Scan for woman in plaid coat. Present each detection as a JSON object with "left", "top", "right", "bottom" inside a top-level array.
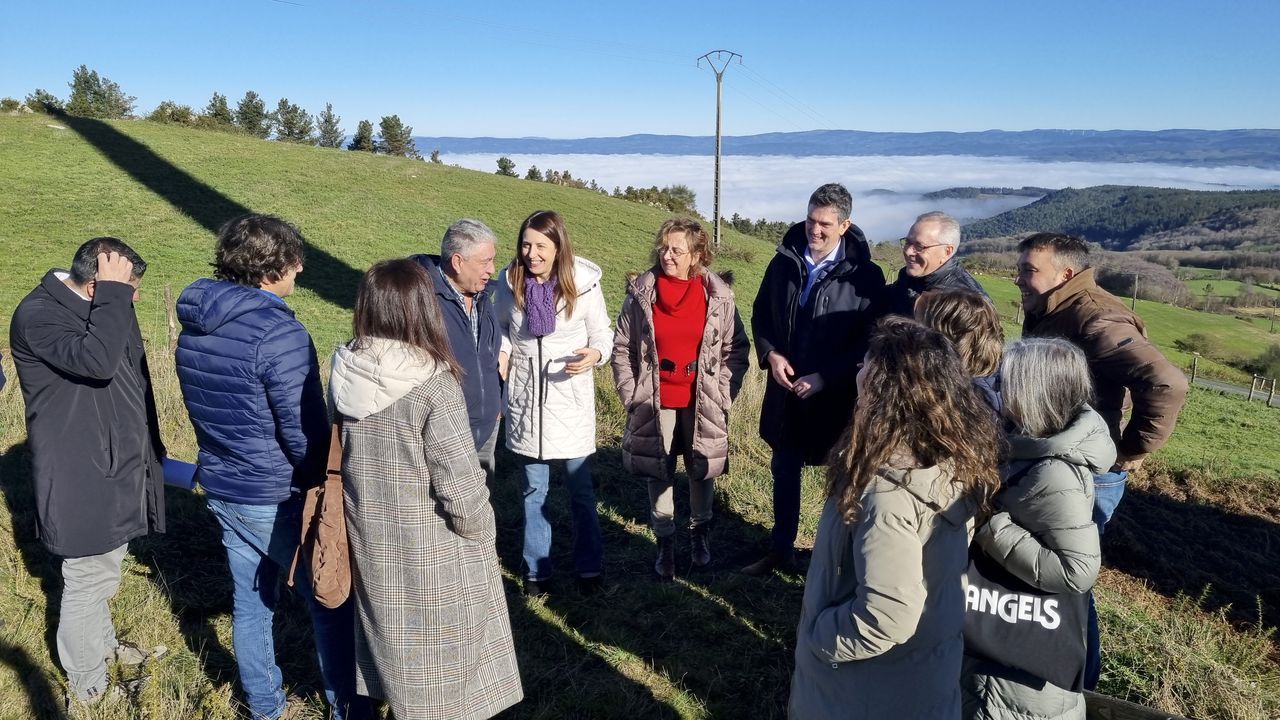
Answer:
[{"left": 329, "top": 259, "right": 523, "bottom": 719}]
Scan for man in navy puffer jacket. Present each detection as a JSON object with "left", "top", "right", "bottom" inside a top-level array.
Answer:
[{"left": 176, "top": 214, "right": 366, "bottom": 720}]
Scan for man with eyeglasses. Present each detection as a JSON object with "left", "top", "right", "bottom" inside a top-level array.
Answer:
[
  {"left": 743, "top": 183, "right": 886, "bottom": 577},
  {"left": 412, "top": 219, "right": 503, "bottom": 486},
  {"left": 883, "top": 211, "right": 987, "bottom": 317}
]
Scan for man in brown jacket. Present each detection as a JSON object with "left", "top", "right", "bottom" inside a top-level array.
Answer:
[{"left": 1015, "top": 231, "right": 1189, "bottom": 690}]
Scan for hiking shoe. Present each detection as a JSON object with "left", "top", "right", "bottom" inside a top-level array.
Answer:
[
  {"left": 740, "top": 551, "right": 797, "bottom": 577},
  {"left": 108, "top": 641, "right": 167, "bottom": 667},
  {"left": 689, "top": 526, "right": 711, "bottom": 568},
  {"left": 524, "top": 578, "right": 549, "bottom": 598},
  {"left": 654, "top": 536, "right": 676, "bottom": 581},
  {"left": 576, "top": 574, "right": 604, "bottom": 596},
  {"left": 66, "top": 684, "right": 125, "bottom": 711}
]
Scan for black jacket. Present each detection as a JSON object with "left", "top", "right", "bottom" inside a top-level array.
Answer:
[
  {"left": 412, "top": 254, "right": 502, "bottom": 449},
  {"left": 751, "top": 222, "right": 886, "bottom": 463},
  {"left": 9, "top": 271, "right": 166, "bottom": 557},
  {"left": 883, "top": 257, "right": 987, "bottom": 317}
]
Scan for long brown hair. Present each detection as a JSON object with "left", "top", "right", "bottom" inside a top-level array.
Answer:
[
  {"left": 351, "top": 259, "right": 462, "bottom": 380},
  {"left": 507, "top": 209, "right": 579, "bottom": 318},
  {"left": 914, "top": 289, "right": 1004, "bottom": 377},
  {"left": 826, "top": 316, "right": 1003, "bottom": 523}
]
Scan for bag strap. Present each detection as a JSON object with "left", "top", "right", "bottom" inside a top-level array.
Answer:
[{"left": 288, "top": 416, "right": 345, "bottom": 587}]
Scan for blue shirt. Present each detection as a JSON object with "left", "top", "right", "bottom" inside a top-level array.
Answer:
[{"left": 799, "top": 240, "right": 845, "bottom": 306}]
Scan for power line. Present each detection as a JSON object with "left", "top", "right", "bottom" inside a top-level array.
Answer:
[{"left": 736, "top": 62, "right": 834, "bottom": 129}]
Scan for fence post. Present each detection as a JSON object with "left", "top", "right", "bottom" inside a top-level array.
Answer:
[
  {"left": 1190, "top": 354, "right": 1199, "bottom": 383},
  {"left": 163, "top": 283, "right": 178, "bottom": 352},
  {"left": 1248, "top": 375, "right": 1260, "bottom": 402},
  {"left": 1269, "top": 378, "right": 1277, "bottom": 407}
]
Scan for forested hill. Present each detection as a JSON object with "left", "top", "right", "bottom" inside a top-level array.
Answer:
[
  {"left": 960, "top": 186, "right": 1280, "bottom": 249},
  {"left": 415, "top": 129, "right": 1280, "bottom": 168}
]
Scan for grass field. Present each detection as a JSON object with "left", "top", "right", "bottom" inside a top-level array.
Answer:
[
  {"left": 1, "top": 114, "right": 1278, "bottom": 719},
  {"left": 1181, "top": 279, "right": 1280, "bottom": 300}
]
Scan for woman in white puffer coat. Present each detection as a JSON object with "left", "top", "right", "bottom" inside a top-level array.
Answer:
[{"left": 494, "top": 209, "right": 613, "bottom": 597}]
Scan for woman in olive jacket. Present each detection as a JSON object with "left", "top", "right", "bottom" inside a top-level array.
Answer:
[
  {"left": 612, "top": 218, "right": 750, "bottom": 578},
  {"left": 789, "top": 318, "right": 1002, "bottom": 719},
  {"left": 961, "top": 338, "right": 1116, "bottom": 720}
]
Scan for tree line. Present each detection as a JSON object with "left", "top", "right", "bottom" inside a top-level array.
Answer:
[{"left": 6, "top": 65, "right": 421, "bottom": 158}]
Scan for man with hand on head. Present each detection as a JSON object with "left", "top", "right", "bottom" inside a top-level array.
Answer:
[
  {"left": 883, "top": 210, "right": 987, "bottom": 317},
  {"left": 412, "top": 218, "right": 503, "bottom": 485},
  {"left": 744, "top": 183, "right": 886, "bottom": 577},
  {"left": 10, "top": 238, "right": 167, "bottom": 707}
]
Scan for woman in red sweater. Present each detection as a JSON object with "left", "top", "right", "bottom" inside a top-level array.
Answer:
[{"left": 611, "top": 218, "right": 750, "bottom": 579}]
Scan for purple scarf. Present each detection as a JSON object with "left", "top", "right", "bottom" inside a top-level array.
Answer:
[{"left": 524, "top": 275, "right": 557, "bottom": 338}]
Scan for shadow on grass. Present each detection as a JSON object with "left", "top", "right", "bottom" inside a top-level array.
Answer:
[
  {"left": 0, "top": 640, "right": 66, "bottom": 720},
  {"left": 490, "top": 439, "right": 800, "bottom": 719},
  {"left": 0, "top": 442, "right": 65, "bottom": 715},
  {"left": 54, "top": 111, "right": 362, "bottom": 310},
  {"left": 1104, "top": 483, "right": 1280, "bottom": 638}
]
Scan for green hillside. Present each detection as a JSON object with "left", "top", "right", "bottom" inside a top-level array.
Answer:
[
  {"left": 961, "top": 185, "right": 1280, "bottom": 250},
  {"left": 0, "top": 113, "right": 775, "bottom": 356},
  {"left": 2, "top": 115, "right": 1279, "bottom": 720}
]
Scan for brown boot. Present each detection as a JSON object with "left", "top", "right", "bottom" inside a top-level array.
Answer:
[
  {"left": 654, "top": 535, "right": 675, "bottom": 580},
  {"left": 689, "top": 525, "right": 711, "bottom": 568}
]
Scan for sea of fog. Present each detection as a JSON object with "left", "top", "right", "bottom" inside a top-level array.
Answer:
[{"left": 441, "top": 153, "right": 1280, "bottom": 243}]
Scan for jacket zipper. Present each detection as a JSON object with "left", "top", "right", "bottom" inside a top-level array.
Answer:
[{"left": 537, "top": 336, "right": 545, "bottom": 461}]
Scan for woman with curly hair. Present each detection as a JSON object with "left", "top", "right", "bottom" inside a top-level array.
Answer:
[{"left": 788, "top": 317, "right": 1003, "bottom": 719}]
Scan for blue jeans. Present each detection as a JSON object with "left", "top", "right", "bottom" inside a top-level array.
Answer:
[
  {"left": 1085, "top": 469, "right": 1128, "bottom": 691},
  {"left": 519, "top": 455, "right": 603, "bottom": 581},
  {"left": 207, "top": 497, "right": 368, "bottom": 720},
  {"left": 769, "top": 444, "right": 805, "bottom": 556}
]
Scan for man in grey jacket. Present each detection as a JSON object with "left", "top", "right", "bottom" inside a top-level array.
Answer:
[{"left": 10, "top": 238, "right": 167, "bottom": 706}]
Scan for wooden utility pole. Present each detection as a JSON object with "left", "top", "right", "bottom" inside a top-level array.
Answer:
[
  {"left": 698, "top": 50, "right": 741, "bottom": 251},
  {"left": 1131, "top": 272, "right": 1138, "bottom": 311}
]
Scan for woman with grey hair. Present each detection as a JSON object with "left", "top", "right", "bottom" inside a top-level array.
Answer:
[{"left": 961, "top": 338, "right": 1116, "bottom": 720}]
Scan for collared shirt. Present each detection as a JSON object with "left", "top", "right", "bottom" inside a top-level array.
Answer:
[
  {"left": 439, "top": 265, "right": 480, "bottom": 345},
  {"left": 799, "top": 240, "right": 845, "bottom": 306}
]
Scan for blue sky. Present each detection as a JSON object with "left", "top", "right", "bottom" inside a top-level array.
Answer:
[{"left": 2, "top": 0, "right": 1276, "bottom": 138}]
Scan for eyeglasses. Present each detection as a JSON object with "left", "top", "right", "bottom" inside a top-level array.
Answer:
[
  {"left": 658, "top": 246, "right": 690, "bottom": 258},
  {"left": 900, "top": 238, "right": 949, "bottom": 253}
]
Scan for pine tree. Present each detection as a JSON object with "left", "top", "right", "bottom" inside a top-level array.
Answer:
[
  {"left": 204, "top": 92, "right": 234, "bottom": 127},
  {"left": 273, "top": 98, "right": 315, "bottom": 144},
  {"left": 25, "top": 88, "right": 63, "bottom": 113},
  {"left": 376, "top": 115, "right": 419, "bottom": 158},
  {"left": 65, "top": 65, "right": 135, "bottom": 119},
  {"left": 496, "top": 157, "right": 518, "bottom": 177},
  {"left": 525, "top": 165, "right": 543, "bottom": 181},
  {"left": 316, "top": 103, "right": 344, "bottom": 148},
  {"left": 234, "top": 91, "right": 272, "bottom": 139},
  {"left": 348, "top": 120, "right": 375, "bottom": 152},
  {"left": 429, "top": 149, "right": 442, "bottom": 164}
]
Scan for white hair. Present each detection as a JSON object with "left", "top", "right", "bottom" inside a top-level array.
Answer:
[
  {"left": 915, "top": 211, "right": 961, "bottom": 248},
  {"left": 1001, "top": 337, "right": 1095, "bottom": 438},
  {"left": 441, "top": 218, "right": 497, "bottom": 260}
]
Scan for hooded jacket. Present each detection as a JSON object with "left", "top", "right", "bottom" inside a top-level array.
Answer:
[
  {"left": 752, "top": 222, "right": 886, "bottom": 463},
  {"left": 1023, "top": 268, "right": 1188, "bottom": 461},
  {"left": 883, "top": 256, "right": 988, "bottom": 317},
  {"left": 410, "top": 254, "right": 501, "bottom": 449},
  {"left": 10, "top": 271, "right": 166, "bottom": 557},
  {"left": 493, "top": 256, "right": 613, "bottom": 460},
  {"left": 330, "top": 338, "right": 522, "bottom": 719},
  {"left": 611, "top": 268, "right": 750, "bottom": 481},
  {"left": 790, "top": 464, "right": 977, "bottom": 719},
  {"left": 175, "top": 278, "right": 328, "bottom": 505},
  {"left": 961, "top": 407, "right": 1116, "bottom": 720}
]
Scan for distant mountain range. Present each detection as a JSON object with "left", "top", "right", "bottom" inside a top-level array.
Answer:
[
  {"left": 961, "top": 185, "right": 1280, "bottom": 250},
  {"left": 415, "top": 129, "right": 1280, "bottom": 168}
]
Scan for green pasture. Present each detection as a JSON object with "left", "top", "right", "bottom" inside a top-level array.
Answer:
[{"left": 1, "top": 114, "right": 1278, "bottom": 719}]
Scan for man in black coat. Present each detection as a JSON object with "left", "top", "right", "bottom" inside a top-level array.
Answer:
[
  {"left": 412, "top": 218, "right": 502, "bottom": 484},
  {"left": 9, "top": 238, "right": 166, "bottom": 705},
  {"left": 744, "top": 183, "right": 886, "bottom": 576},
  {"left": 882, "top": 211, "right": 987, "bottom": 316}
]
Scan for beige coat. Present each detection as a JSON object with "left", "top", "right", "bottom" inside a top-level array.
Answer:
[
  {"left": 611, "top": 268, "right": 750, "bottom": 481},
  {"left": 330, "top": 339, "right": 523, "bottom": 720},
  {"left": 789, "top": 465, "right": 977, "bottom": 719}
]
